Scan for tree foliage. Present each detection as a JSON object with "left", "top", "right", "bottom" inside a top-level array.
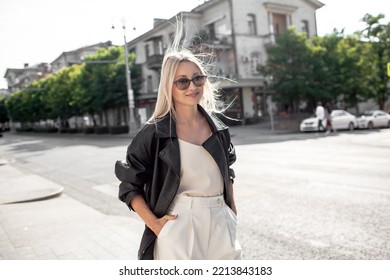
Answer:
[
  {"left": 259, "top": 27, "right": 315, "bottom": 112},
  {"left": 361, "top": 13, "right": 390, "bottom": 109},
  {"left": 260, "top": 14, "right": 389, "bottom": 113},
  {"left": 0, "top": 98, "right": 10, "bottom": 124},
  {"left": 5, "top": 45, "right": 142, "bottom": 127}
]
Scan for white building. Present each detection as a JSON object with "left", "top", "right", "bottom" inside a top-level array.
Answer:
[{"left": 125, "top": 0, "right": 323, "bottom": 124}]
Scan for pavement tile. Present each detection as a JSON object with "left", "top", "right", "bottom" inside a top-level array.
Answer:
[
  {"left": 32, "top": 245, "right": 53, "bottom": 256},
  {"left": 0, "top": 165, "right": 63, "bottom": 204},
  {"left": 2, "top": 252, "right": 20, "bottom": 260},
  {"left": 0, "top": 162, "right": 144, "bottom": 260},
  {"left": 57, "top": 253, "right": 77, "bottom": 260}
]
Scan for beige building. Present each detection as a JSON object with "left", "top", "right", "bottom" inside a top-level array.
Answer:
[
  {"left": 51, "top": 41, "right": 112, "bottom": 73},
  {"left": 4, "top": 63, "right": 50, "bottom": 93},
  {"left": 4, "top": 41, "right": 112, "bottom": 93},
  {"left": 126, "top": 0, "right": 323, "bottom": 124}
]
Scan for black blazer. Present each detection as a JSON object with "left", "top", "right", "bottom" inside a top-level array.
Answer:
[{"left": 115, "top": 105, "right": 236, "bottom": 259}]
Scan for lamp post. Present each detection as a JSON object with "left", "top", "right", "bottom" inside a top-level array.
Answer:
[
  {"left": 123, "top": 24, "right": 138, "bottom": 134},
  {"left": 113, "top": 21, "right": 137, "bottom": 134},
  {"left": 265, "top": 75, "right": 274, "bottom": 131}
]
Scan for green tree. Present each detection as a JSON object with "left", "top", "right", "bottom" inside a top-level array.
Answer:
[
  {"left": 336, "top": 35, "right": 375, "bottom": 111},
  {"left": 0, "top": 98, "right": 9, "bottom": 124},
  {"left": 79, "top": 46, "right": 142, "bottom": 126},
  {"left": 26, "top": 80, "right": 51, "bottom": 123},
  {"left": 45, "top": 64, "right": 83, "bottom": 131},
  {"left": 261, "top": 27, "right": 381, "bottom": 113},
  {"left": 259, "top": 27, "right": 320, "bottom": 113},
  {"left": 361, "top": 13, "right": 390, "bottom": 109},
  {"left": 6, "top": 90, "right": 29, "bottom": 125},
  {"left": 5, "top": 45, "right": 143, "bottom": 129},
  {"left": 313, "top": 31, "right": 376, "bottom": 111}
]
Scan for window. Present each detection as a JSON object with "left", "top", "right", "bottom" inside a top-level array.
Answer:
[
  {"left": 146, "top": 75, "right": 153, "bottom": 92},
  {"left": 206, "top": 23, "right": 216, "bottom": 41},
  {"left": 248, "top": 14, "right": 257, "bottom": 35},
  {"left": 301, "top": 20, "right": 309, "bottom": 37},
  {"left": 272, "top": 13, "right": 287, "bottom": 35},
  {"left": 145, "top": 44, "right": 150, "bottom": 58},
  {"left": 153, "top": 39, "right": 163, "bottom": 55}
]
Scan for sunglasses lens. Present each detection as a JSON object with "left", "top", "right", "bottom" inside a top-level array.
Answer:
[
  {"left": 176, "top": 78, "right": 190, "bottom": 90},
  {"left": 194, "top": 76, "right": 206, "bottom": 86},
  {"left": 174, "top": 76, "right": 207, "bottom": 90}
]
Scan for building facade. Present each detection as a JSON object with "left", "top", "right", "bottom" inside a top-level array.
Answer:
[
  {"left": 3, "top": 0, "right": 324, "bottom": 129},
  {"left": 3, "top": 63, "right": 51, "bottom": 92},
  {"left": 126, "top": 0, "right": 323, "bottom": 124},
  {"left": 50, "top": 41, "right": 112, "bottom": 73}
]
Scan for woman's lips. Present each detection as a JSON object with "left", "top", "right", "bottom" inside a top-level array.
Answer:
[{"left": 186, "top": 92, "right": 199, "bottom": 98}]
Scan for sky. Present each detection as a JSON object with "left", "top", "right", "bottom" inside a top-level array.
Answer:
[{"left": 0, "top": 0, "right": 389, "bottom": 89}]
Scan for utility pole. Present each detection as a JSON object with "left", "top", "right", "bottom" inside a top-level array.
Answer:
[
  {"left": 113, "top": 20, "right": 138, "bottom": 135},
  {"left": 122, "top": 24, "right": 138, "bottom": 135}
]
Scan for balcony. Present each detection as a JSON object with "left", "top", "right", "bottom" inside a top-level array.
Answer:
[
  {"left": 146, "top": 54, "right": 164, "bottom": 71},
  {"left": 262, "top": 33, "right": 276, "bottom": 48}
]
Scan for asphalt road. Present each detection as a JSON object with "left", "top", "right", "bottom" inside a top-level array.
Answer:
[{"left": 1, "top": 126, "right": 389, "bottom": 259}]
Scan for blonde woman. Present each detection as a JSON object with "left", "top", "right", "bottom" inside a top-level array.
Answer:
[{"left": 115, "top": 20, "right": 242, "bottom": 260}]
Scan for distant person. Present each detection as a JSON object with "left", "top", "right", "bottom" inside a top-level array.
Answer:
[
  {"left": 115, "top": 19, "right": 242, "bottom": 260},
  {"left": 325, "top": 102, "right": 333, "bottom": 135},
  {"left": 315, "top": 101, "right": 326, "bottom": 132}
]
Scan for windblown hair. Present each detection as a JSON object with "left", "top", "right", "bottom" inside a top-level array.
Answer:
[{"left": 147, "top": 16, "right": 221, "bottom": 123}]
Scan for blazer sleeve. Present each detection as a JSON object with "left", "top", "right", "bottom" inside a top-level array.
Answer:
[
  {"left": 115, "top": 127, "right": 153, "bottom": 211},
  {"left": 222, "top": 128, "right": 236, "bottom": 181}
]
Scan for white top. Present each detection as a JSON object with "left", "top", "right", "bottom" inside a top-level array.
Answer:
[
  {"left": 177, "top": 139, "right": 224, "bottom": 197},
  {"left": 316, "top": 105, "right": 325, "bottom": 120}
]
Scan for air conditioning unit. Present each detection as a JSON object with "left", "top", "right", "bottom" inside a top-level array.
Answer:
[{"left": 241, "top": 56, "right": 249, "bottom": 63}]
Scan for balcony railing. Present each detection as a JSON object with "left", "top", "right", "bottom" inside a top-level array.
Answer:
[{"left": 146, "top": 54, "right": 164, "bottom": 71}]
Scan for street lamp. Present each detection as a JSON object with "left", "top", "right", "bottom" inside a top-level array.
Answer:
[{"left": 113, "top": 21, "right": 137, "bottom": 135}]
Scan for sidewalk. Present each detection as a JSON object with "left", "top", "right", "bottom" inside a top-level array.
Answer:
[
  {"left": 0, "top": 124, "right": 298, "bottom": 260},
  {"left": 0, "top": 159, "right": 144, "bottom": 260}
]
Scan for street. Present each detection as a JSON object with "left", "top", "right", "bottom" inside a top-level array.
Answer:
[{"left": 0, "top": 126, "right": 389, "bottom": 259}]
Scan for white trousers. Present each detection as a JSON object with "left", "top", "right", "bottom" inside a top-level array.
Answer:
[{"left": 153, "top": 195, "right": 242, "bottom": 260}]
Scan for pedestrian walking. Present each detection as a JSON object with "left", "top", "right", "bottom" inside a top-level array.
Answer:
[
  {"left": 325, "top": 102, "right": 333, "bottom": 135},
  {"left": 115, "top": 19, "right": 242, "bottom": 260},
  {"left": 315, "top": 101, "right": 326, "bottom": 132}
]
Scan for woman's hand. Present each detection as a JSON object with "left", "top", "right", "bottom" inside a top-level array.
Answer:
[
  {"left": 149, "top": 214, "right": 177, "bottom": 236},
  {"left": 230, "top": 203, "right": 237, "bottom": 216},
  {"left": 130, "top": 195, "right": 177, "bottom": 236},
  {"left": 228, "top": 180, "right": 237, "bottom": 215}
]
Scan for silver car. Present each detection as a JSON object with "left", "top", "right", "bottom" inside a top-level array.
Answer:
[
  {"left": 300, "top": 109, "right": 357, "bottom": 132},
  {"left": 357, "top": 110, "right": 390, "bottom": 129}
]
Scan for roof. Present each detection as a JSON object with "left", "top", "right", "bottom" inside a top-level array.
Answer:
[
  {"left": 302, "top": 0, "right": 324, "bottom": 9},
  {"left": 51, "top": 41, "right": 112, "bottom": 64},
  {"left": 4, "top": 64, "right": 48, "bottom": 78}
]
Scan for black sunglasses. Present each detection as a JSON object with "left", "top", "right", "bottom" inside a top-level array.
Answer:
[{"left": 173, "top": 75, "right": 207, "bottom": 90}]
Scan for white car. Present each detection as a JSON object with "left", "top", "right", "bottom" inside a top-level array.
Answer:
[
  {"left": 357, "top": 110, "right": 390, "bottom": 129},
  {"left": 300, "top": 109, "right": 357, "bottom": 132}
]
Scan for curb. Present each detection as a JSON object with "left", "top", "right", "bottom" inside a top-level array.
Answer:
[{"left": 2, "top": 187, "right": 64, "bottom": 205}]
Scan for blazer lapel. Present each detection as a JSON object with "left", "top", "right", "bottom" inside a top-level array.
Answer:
[
  {"left": 158, "top": 139, "right": 181, "bottom": 178},
  {"left": 202, "top": 134, "right": 228, "bottom": 188}
]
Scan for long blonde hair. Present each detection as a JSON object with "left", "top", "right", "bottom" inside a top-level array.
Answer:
[{"left": 148, "top": 16, "right": 220, "bottom": 123}]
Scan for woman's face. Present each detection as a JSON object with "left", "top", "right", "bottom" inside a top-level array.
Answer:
[{"left": 172, "top": 61, "right": 204, "bottom": 109}]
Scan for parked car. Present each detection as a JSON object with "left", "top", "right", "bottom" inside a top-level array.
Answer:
[
  {"left": 356, "top": 110, "right": 390, "bottom": 129},
  {"left": 300, "top": 109, "right": 357, "bottom": 132}
]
